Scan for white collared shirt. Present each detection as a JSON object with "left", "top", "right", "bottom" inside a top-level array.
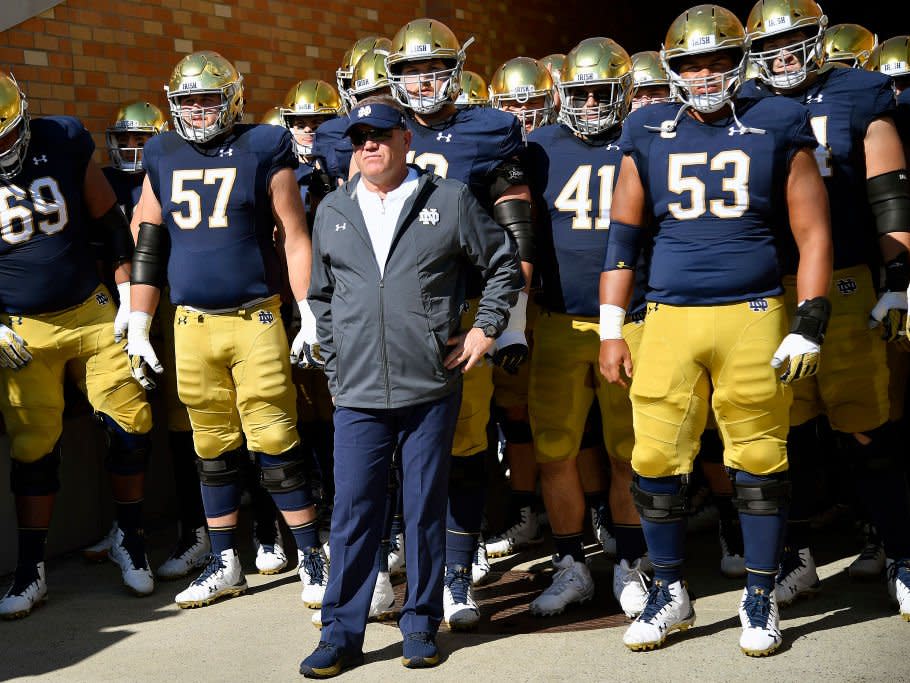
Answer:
[{"left": 354, "top": 168, "right": 419, "bottom": 277}]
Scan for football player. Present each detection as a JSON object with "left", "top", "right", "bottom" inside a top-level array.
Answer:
[
  {"left": 744, "top": 0, "right": 910, "bottom": 621},
  {"left": 455, "top": 69, "right": 490, "bottom": 108},
  {"left": 823, "top": 23, "right": 878, "bottom": 69},
  {"left": 522, "top": 37, "right": 651, "bottom": 619},
  {"left": 385, "top": 17, "right": 535, "bottom": 630},
  {"left": 538, "top": 54, "right": 565, "bottom": 114},
  {"left": 489, "top": 57, "right": 555, "bottom": 134},
  {"left": 0, "top": 75, "right": 155, "bottom": 618},
  {"left": 630, "top": 51, "right": 675, "bottom": 111},
  {"left": 261, "top": 107, "right": 284, "bottom": 126},
  {"left": 600, "top": 5, "right": 832, "bottom": 654},
  {"left": 128, "top": 51, "right": 325, "bottom": 609}
]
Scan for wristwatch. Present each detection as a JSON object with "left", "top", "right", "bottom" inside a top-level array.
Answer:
[{"left": 478, "top": 323, "right": 499, "bottom": 339}]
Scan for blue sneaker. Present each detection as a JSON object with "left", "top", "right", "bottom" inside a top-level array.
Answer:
[
  {"left": 299, "top": 642, "right": 363, "bottom": 678},
  {"left": 401, "top": 632, "right": 440, "bottom": 669}
]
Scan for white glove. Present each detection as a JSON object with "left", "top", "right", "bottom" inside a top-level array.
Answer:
[
  {"left": 290, "top": 299, "right": 323, "bottom": 368},
  {"left": 868, "top": 289, "right": 908, "bottom": 343},
  {"left": 0, "top": 323, "right": 31, "bottom": 369},
  {"left": 770, "top": 333, "right": 820, "bottom": 384},
  {"left": 489, "top": 292, "right": 529, "bottom": 374},
  {"left": 114, "top": 282, "right": 130, "bottom": 343},
  {"left": 126, "top": 311, "right": 163, "bottom": 389}
]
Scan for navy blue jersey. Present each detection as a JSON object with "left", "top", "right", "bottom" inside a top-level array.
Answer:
[
  {"left": 102, "top": 166, "right": 143, "bottom": 221},
  {"left": 405, "top": 106, "right": 524, "bottom": 212},
  {"left": 311, "top": 116, "right": 351, "bottom": 185},
  {"left": 621, "top": 94, "right": 817, "bottom": 305},
  {"left": 743, "top": 68, "right": 896, "bottom": 271},
  {"left": 295, "top": 161, "right": 315, "bottom": 213},
  {"left": 143, "top": 124, "right": 297, "bottom": 309},
  {"left": 0, "top": 116, "right": 101, "bottom": 314},
  {"left": 527, "top": 123, "right": 647, "bottom": 317},
  {"left": 897, "top": 88, "right": 910, "bottom": 144}
]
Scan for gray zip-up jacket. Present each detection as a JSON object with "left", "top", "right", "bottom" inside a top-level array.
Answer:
[{"left": 308, "top": 169, "right": 521, "bottom": 409}]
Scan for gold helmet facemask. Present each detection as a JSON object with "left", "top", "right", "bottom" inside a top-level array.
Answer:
[
  {"left": 386, "top": 18, "right": 475, "bottom": 114},
  {"left": 105, "top": 101, "right": 167, "bottom": 173},
  {"left": 558, "top": 37, "right": 633, "bottom": 135},
  {"left": 489, "top": 57, "right": 554, "bottom": 131},
  {"left": 350, "top": 49, "right": 393, "bottom": 105},
  {"left": 630, "top": 51, "right": 676, "bottom": 110},
  {"left": 337, "top": 36, "right": 392, "bottom": 112},
  {"left": 455, "top": 70, "right": 490, "bottom": 108},
  {"left": 824, "top": 23, "right": 877, "bottom": 69},
  {"left": 165, "top": 51, "right": 244, "bottom": 144},
  {"left": 745, "top": 0, "right": 828, "bottom": 91},
  {"left": 280, "top": 79, "right": 342, "bottom": 157},
  {"left": 662, "top": 5, "right": 749, "bottom": 113},
  {"left": 0, "top": 74, "right": 30, "bottom": 181}
]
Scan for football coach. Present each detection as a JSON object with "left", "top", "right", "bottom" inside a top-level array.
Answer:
[{"left": 300, "top": 95, "right": 522, "bottom": 678}]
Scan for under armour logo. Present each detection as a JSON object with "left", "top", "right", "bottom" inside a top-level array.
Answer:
[
  {"left": 605, "top": 143, "right": 621, "bottom": 151},
  {"left": 32, "top": 155, "right": 47, "bottom": 165},
  {"left": 418, "top": 208, "right": 440, "bottom": 225},
  {"left": 335, "top": 222, "right": 346, "bottom": 231},
  {"left": 177, "top": 316, "right": 188, "bottom": 325},
  {"left": 615, "top": 261, "right": 628, "bottom": 269},
  {"left": 836, "top": 278, "right": 857, "bottom": 295},
  {"left": 257, "top": 310, "right": 274, "bottom": 325},
  {"left": 436, "top": 132, "right": 452, "bottom": 143},
  {"left": 728, "top": 126, "right": 748, "bottom": 136},
  {"left": 357, "top": 105, "right": 372, "bottom": 118},
  {"left": 218, "top": 148, "right": 233, "bottom": 157},
  {"left": 95, "top": 292, "right": 109, "bottom": 305},
  {"left": 748, "top": 298, "right": 768, "bottom": 312},
  {"left": 805, "top": 93, "right": 824, "bottom": 104}
]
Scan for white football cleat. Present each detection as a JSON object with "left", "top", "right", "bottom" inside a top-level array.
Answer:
[
  {"left": 530, "top": 554, "right": 594, "bottom": 617},
  {"left": 82, "top": 522, "right": 118, "bottom": 562},
  {"left": 623, "top": 578, "right": 695, "bottom": 651},
  {"left": 719, "top": 520, "right": 746, "bottom": 578},
  {"left": 613, "top": 558, "right": 650, "bottom": 618},
  {"left": 886, "top": 559, "right": 910, "bottom": 621},
  {"left": 298, "top": 547, "right": 329, "bottom": 608},
  {"left": 156, "top": 526, "right": 211, "bottom": 580},
  {"left": 848, "top": 526, "right": 885, "bottom": 579},
  {"left": 444, "top": 565, "right": 480, "bottom": 630},
  {"left": 369, "top": 570, "right": 398, "bottom": 621},
  {"left": 0, "top": 564, "right": 47, "bottom": 620},
  {"left": 388, "top": 532, "right": 406, "bottom": 577},
  {"left": 472, "top": 536, "right": 493, "bottom": 586},
  {"left": 485, "top": 505, "right": 543, "bottom": 558},
  {"left": 253, "top": 520, "right": 288, "bottom": 575},
  {"left": 739, "top": 586, "right": 782, "bottom": 656},
  {"left": 591, "top": 506, "right": 617, "bottom": 556},
  {"left": 175, "top": 549, "right": 247, "bottom": 608},
  {"left": 774, "top": 547, "right": 821, "bottom": 607},
  {"left": 108, "top": 527, "right": 154, "bottom": 596}
]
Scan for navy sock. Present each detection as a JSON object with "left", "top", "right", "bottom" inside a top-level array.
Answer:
[
  {"left": 115, "top": 499, "right": 143, "bottom": 535},
  {"left": 447, "top": 453, "right": 486, "bottom": 567},
  {"left": 553, "top": 532, "right": 586, "bottom": 564},
  {"left": 169, "top": 431, "right": 205, "bottom": 532},
  {"left": 209, "top": 525, "right": 236, "bottom": 555},
  {"left": 735, "top": 471, "right": 788, "bottom": 591},
  {"left": 289, "top": 519, "right": 319, "bottom": 553},
  {"left": 637, "top": 476, "right": 686, "bottom": 583},
  {"left": 17, "top": 527, "right": 47, "bottom": 567},
  {"left": 614, "top": 524, "right": 648, "bottom": 562}
]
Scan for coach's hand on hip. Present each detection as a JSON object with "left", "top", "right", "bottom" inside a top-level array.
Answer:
[{"left": 445, "top": 328, "right": 495, "bottom": 372}]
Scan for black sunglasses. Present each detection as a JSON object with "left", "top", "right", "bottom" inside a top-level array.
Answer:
[{"left": 349, "top": 126, "right": 402, "bottom": 147}]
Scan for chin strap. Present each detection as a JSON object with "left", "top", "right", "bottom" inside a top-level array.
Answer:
[{"left": 643, "top": 98, "right": 765, "bottom": 136}]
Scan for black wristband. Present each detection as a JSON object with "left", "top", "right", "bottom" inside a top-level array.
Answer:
[{"left": 790, "top": 296, "right": 831, "bottom": 345}]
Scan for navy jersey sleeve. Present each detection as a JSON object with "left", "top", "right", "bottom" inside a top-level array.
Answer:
[
  {"left": 898, "top": 89, "right": 910, "bottom": 142},
  {"left": 265, "top": 126, "right": 298, "bottom": 186},
  {"left": 784, "top": 103, "right": 819, "bottom": 164},
  {"left": 142, "top": 133, "right": 164, "bottom": 201},
  {"left": 497, "top": 115, "right": 525, "bottom": 161},
  {"left": 57, "top": 116, "right": 95, "bottom": 170},
  {"left": 851, "top": 71, "right": 897, "bottom": 139}
]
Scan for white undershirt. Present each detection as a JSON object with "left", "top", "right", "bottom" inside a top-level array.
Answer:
[{"left": 354, "top": 168, "right": 419, "bottom": 277}]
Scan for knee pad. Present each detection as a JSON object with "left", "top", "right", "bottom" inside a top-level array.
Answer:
[
  {"left": 196, "top": 446, "right": 244, "bottom": 487},
  {"left": 99, "top": 413, "right": 150, "bottom": 476},
  {"left": 499, "top": 417, "right": 533, "bottom": 445},
  {"left": 256, "top": 450, "right": 310, "bottom": 494},
  {"left": 731, "top": 470, "right": 790, "bottom": 515},
  {"left": 449, "top": 452, "right": 487, "bottom": 488},
  {"left": 844, "top": 421, "right": 903, "bottom": 474},
  {"left": 10, "top": 447, "right": 62, "bottom": 496},
  {"left": 630, "top": 475, "right": 689, "bottom": 523},
  {"left": 698, "top": 429, "right": 723, "bottom": 464}
]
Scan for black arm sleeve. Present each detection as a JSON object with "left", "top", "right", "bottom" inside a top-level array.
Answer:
[
  {"left": 868, "top": 170, "right": 910, "bottom": 237},
  {"left": 93, "top": 204, "right": 134, "bottom": 264},
  {"left": 131, "top": 222, "right": 170, "bottom": 288},
  {"left": 493, "top": 198, "right": 535, "bottom": 264}
]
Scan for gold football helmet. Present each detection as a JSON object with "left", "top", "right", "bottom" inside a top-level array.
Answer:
[
  {"left": 350, "top": 49, "right": 393, "bottom": 103},
  {"left": 337, "top": 36, "right": 392, "bottom": 111},
  {"left": 456, "top": 70, "right": 489, "bottom": 107},
  {"left": 0, "top": 74, "right": 30, "bottom": 180},
  {"left": 558, "top": 37, "right": 633, "bottom": 135},
  {"left": 662, "top": 5, "right": 749, "bottom": 113},
  {"left": 280, "top": 79, "right": 342, "bottom": 157},
  {"left": 105, "top": 101, "right": 167, "bottom": 173},
  {"left": 386, "top": 18, "right": 474, "bottom": 114},
  {"left": 745, "top": 0, "right": 828, "bottom": 90},
  {"left": 489, "top": 57, "right": 554, "bottom": 130},
  {"left": 866, "top": 35, "right": 910, "bottom": 79},
  {"left": 260, "top": 107, "right": 284, "bottom": 126},
  {"left": 165, "top": 50, "right": 243, "bottom": 144},
  {"left": 538, "top": 54, "right": 566, "bottom": 85},
  {"left": 824, "top": 23, "right": 877, "bottom": 69},
  {"left": 630, "top": 51, "right": 675, "bottom": 109}
]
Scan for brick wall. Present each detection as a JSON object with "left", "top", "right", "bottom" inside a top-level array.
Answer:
[{"left": 0, "top": 0, "right": 621, "bottom": 164}]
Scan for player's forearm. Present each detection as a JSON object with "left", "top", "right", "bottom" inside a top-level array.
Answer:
[
  {"left": 130, "top": 283, "right": 160, "bottom": 315},
  {"left": 113, "top": 262, "right": 131, "bottom": 286},
  {"left": 794, "top": 230, "right": 833, "bottom": 302},
  {"left": 599, "top": 270, "right": 635, "bottom": 309},
  {"left": 283, "top": 230, "right": 313, "bottom": 303}
]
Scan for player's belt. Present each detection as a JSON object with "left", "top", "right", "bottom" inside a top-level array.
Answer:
[
  {"left": 625, "top": 310, "right": 646, "bottom": 324},
  {"left": 181, "top": 296, "right": 275, "bottom": 316}
]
